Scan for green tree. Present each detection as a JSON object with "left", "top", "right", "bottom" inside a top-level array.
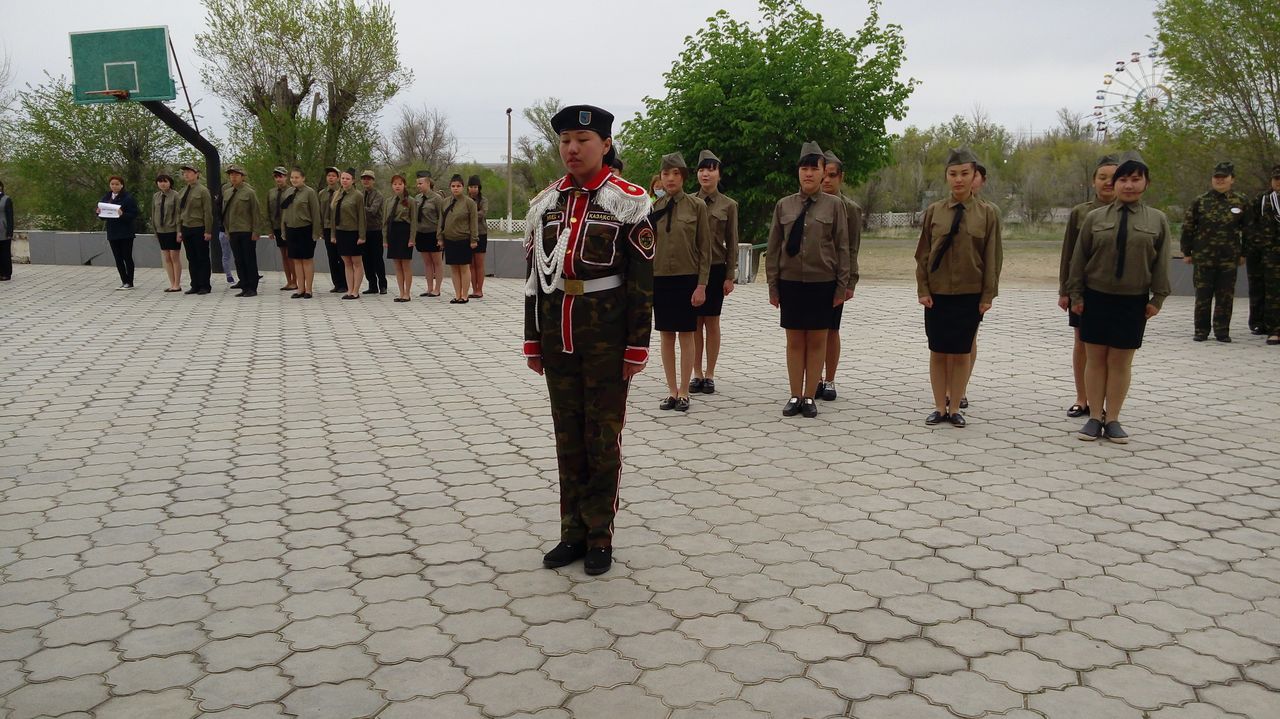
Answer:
[
  {"left": 512, "top": 97, "right": 566, "bottom": 194},
  {"left": 621, "top": 0, "right": 914, "bottom": 242},
  {"left": 2, "top": 75, "right": 186, "bottom": 230},
  {"left": 196, "top": 0, "right": 411, "bottom": 168},
  {"left": 1153, "top": 0, "right": 1279, "bottom": 184}
]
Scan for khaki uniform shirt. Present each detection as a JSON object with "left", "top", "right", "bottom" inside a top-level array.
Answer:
[
  {"left": 221, "top": 182, "right": 262, "bottom": 234},
  {"left": 177, "top": 182, "right": 213, "bottom": 231},
  {"left": 765, "top": 191, "right": 852, "bottom": 295},
  {"left": 697, "top": 189, "right": 739, "bottom": 277},
  {"left": 329, "top": 187, "right": 366, "bottom": 239},
  {"left": 438, "top": 194, "right": 478, "bottom": 242},
  {"left": 363, "top": 187, "right": 385, "bottom": 231},
  {"left": 1060, "top": 199, "right": 1107, "bottom": 296},
  {"left": 152, "top": 189, "right": 179, "bottom": 234},
  {"left": 651, "top": 190, "right": 711, "bottom": 283},
  {"left": 414, "top": 192, "right": 443, "bottom": 234},
  {"left": 838, "top": 192, "right": 863, "bottom": 292},
  {"left": 281, "top": 185, "right": 322, "bottom": 236},
  {"left": 267, "top": 186, "right": 287, "bottom": 237},
  {"left": 475, "top": 195, "right": 488, "bottom": 235},
  {"left": 914, "top": 195, "right": 1002, "bottom": 304},
  {"left": 318, "top": 185, "right": 338, "bottom": 229},
  {"left": 1067, "top": 200, "right": 1172, "bottom": 308},
  {"left": 383, "top": 193, "right": 418, "bottom": 235}
]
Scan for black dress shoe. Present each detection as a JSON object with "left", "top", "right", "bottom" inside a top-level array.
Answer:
[
  {"left": 1216, "top": 335, "right": 1232, "bottom": 343},
  {"left": 782, "top": 397, "right": 801, "bottom": 417},
  {"left": 1067, "top": 404, "right": 1089, "bottom": 418},
  {"left": 330, "top": 287, "right": 346, "bottom": 293},
  {"left": 949, "top": 413, "right": 967, "bottom": 428},
  {"left": 584, "top": 547, "right": 613, "bottom": 575},
  {"left": 819, "top": 382, "right": 837, "bottom": 402},
  {"left": 925, "top": 411, "right": 948, "bottom": 425},
  {"left": 543, "top": 542, "right": 588, "bottom": 568},
  {"left": 675, "top": 397, "right": 690, "bottom": 412},
  {"left": 1251, "top": 327, "right": 1265, "bottom": 335},
  {"left": 959, "top": 397, "right": 969, "bottom": 409},
  {"left": 420, "top": 292, "right": 432, "bottom": 297},
  {"left": 184, "top": 288, "right": 199, "bottom": 295},
  {"left": 814, "top": 381, "right": 827, "bottom": 400},
  {"left": 800, "top": 398, "right": 818, "bottom": 418},
  {"left": 229, "top": 282, "right": 242, "bottom": 289},
  {"left": 242, "top": 290, "right": 257, "bottom": 297},
  {"left": 1193, "top": 333, "right": 1208, "bottom": 342},
  {"left": 302, "top": 293, "right": 313, "bottom": 299},
  {"left": 701, "top": 379, "right": 715, "bottom": 394},
  {"left": 291, "top": 292, "right": 304, "bottom": 298},
  {"left": 196, "top": 288, "right": 211, "bottom": 295},
  {"left": 341, "top": 294, "right": 357, "bottom": 300},
  {"left": 659, "top": 396, "right": 678, "bottom": 410},
  {"left": 689, "top": 377, "right": 704, "bottom": 394},
  {"left": 379, "top": 289, "right": 388, "bottom": 295}
]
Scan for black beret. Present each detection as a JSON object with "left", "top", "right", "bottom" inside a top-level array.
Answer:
[{"left": 550, "top": 105, "right": 614, "bottom": 139}]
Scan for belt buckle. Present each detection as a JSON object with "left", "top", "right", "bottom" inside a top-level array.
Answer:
[{"left": 562, "top": 279, "right": 585, "bottom": 296}]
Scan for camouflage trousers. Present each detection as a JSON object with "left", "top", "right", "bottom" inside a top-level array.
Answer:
[
  {"left": 1193, "top": 256, "right": 1238, "bottom": 336},
  {"left": 1245, "top": 248, "right": 1268, "bottom": 332},
  {"left": 542, "top": 343, "right": 630, "bottom": 549},
  {"left": 1263, "top": 246, "right": 1280, "bottom": 335}
]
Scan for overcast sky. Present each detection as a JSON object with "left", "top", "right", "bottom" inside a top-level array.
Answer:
[{"left": 2, "top": 0, "right": 1160, "bottom": 164}]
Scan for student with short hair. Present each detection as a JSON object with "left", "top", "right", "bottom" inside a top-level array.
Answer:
[
  {"left": 329, "top": 168, "right": 367, "bottom": 300},
  {"left": 152, "top": 173, "right": 182, "bottom": 292},
  {"left": 95, "top": 175, "right": 140, "bottom": 290},
  {"left": 1067, "top": 151, "right": 1171, "bottom": 443},
  {"left": 439, "top": 173, "right": 479, "bottom": 303}
]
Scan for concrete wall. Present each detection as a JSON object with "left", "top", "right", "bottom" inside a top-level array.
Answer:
[
  {"left": 22, "top": 231, "right": 1251, "bottom": 296},
  {"left": 25, "top": 231, "right": 529, "bottom": 279}
]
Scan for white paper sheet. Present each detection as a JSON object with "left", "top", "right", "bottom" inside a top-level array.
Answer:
[{"left": 98, "top": 202, "right": 122, "bottom": 219}]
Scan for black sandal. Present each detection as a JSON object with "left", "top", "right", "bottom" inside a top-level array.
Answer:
[{"left": 1067, "top": 404, "right": 1089, "bottom": 418}]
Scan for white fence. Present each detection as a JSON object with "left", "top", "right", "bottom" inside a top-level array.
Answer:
[{"left": 487, "top": 218, "right": 525, "bottom": 234}]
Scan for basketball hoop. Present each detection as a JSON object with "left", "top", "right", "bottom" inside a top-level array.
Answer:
[{"left": 84, "top": 89, "right": 130, "bottom": 101}]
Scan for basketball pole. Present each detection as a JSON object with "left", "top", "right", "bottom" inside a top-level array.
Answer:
[{"left": 141, "top": 100, "right": 222, "bottom": 272}]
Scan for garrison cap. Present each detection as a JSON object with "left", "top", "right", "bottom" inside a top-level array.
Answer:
[
  {"left": 696, "top": 149, "right": 722, "bottom": 168},
  {"left": 1115, "top": 150, "right": 1148, "bottom": 176},
  {"left": 660, "top": 152, "right": 689, "bottom": 173},
  {"left": 225, "top": 164, "right": 246, "bottom": 176},
  {"left": 550, "top": 104, "right": 614, "bottom": 139},
  {"left": 360, "top": 169, "right": 376, "bottom": 180},
  {"left": 1212, "top": 161, "right": 1234, "bottom": 177},
  {"left": 180, "top": 163, "right": 199, "bottom": 173},
  {"left": 415, "top": 170, "right": 432, "bottom": 179},
  {"left": 945, "top": 148, "right": 980, "bottom": 168},
  {"left": 799, "top": 141, "right": 824, "bottom": 163},
  {"left": 272, "top": 166, "right": 288, "bottom": 176},
  {"left": 1096, "top": 154, "right": 1120, "bottom": 169},
  {"left": 323, "top": 166, "right": 340, "bottom": 176},
  {"left": 823, "top": 150, "right": 842, "bottom": 168},
  {"left": 1271, "top": 164, "right": 1280, "bottom": 178}
]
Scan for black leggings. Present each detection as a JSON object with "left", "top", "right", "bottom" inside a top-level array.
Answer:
[{"left": 108, "top": 237, "right": 135, "bottom": 285}]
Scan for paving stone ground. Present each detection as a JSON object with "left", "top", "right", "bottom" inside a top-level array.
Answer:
[{"left": 1, "top": 265, "right": 1279, "bottom": 719}]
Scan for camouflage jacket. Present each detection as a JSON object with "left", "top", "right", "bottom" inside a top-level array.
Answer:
[
  {"left": 523, "top": 168, "right": 654, "bottom": 364},
  {"left": 1257, "top": 191, "right": 1280, "bottom": 252},
  {"left": 1180, "top": 190, "right": 1249, "bottom": 259}
]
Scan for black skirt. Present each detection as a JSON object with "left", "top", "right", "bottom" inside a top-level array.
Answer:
[
  {"left": 1080, "top": 287, "right": 1149, "bottom": 349},
  {"left": 156, "top": 232, "right": 179, "bottom": 251},
  {"left": 778, "top": 279, "right": 840, "bottom": 331},
  {"left": 655, "top": 274, "right": 699, "bottom": 332},
  {"left": 386, "top": 222, "right": 413, "bottom": 260},
  {"left": 334, "top": 229, "right": 361, "bottom": 257},
  {"left": 1068, "top": 309, "right": 1081, "bottom": 329},
  {"left": 285, "top": 225, "right": 316, "bottom": 259},
  {"left": 696, "top": 263, "right": 728, "bottom": 317},
  {"left": 443, "top": 239, "right": 472, "bottom": 265},
  {"left": 924, "top": 293, "right": 982, "bottom": 353},
  {"left": 475, "top": 234, "right": 489, "bottom": 253},
  {"left": 415, "top": 231, "right": 440, "bottom": 253}
]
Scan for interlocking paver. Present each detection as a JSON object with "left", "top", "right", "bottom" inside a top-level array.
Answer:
[{"left": 3, "top": 269, "right": 1280, "bottom": 718}]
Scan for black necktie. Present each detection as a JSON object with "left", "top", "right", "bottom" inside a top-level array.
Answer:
[
  {"left": 704, "top": 194, "right": 714, "bottom": 207},
  {"left": 280, "top": 189, "right": 297, "bottom": 210},
  {"left": 418, "top": 195, "right": 427, "bottom": 222},
  {"left": 931, "top": 202, "right": 966, "bottom": 272},
  {"left": 649, "top": 197, "right": 677, "bottom": 232},
  {"left": 274, "top": 191, "right": 284, "bottom": 224},
  {"left": 160, "top": 194, "right": 169, "bottom": 227},
  {"left": 786, "top": 198, "right": 813, "bottom": 257},
  {"left": 1115, "top": 207, "right": 1129, "bottom": 279},
  {"left": 180, "top": 185, "right": 191, "bottom": 211},
  {"left": 441, "top": 198, "right": 457, "bottom": 227},
  {"left": 333, "top": 190, "right": 344, "bottom": 221}
]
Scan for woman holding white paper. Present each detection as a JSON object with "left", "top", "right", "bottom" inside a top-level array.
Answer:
[{"left": 95, "top": 176, "right": 140, "bottom": 289}]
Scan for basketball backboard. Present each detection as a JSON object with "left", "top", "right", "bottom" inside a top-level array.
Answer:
[{"left": 70, "top": 26, "right": 176, "bottom": 104}]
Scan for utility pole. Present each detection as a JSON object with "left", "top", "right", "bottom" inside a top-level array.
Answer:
[{"left": 505, "top": 108, "right": 514, "bottom": 233}]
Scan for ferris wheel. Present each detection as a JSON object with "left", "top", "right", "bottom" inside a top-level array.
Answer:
[{"left": 1092, "top": 45, "right": 1172, "bottom": 141}]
